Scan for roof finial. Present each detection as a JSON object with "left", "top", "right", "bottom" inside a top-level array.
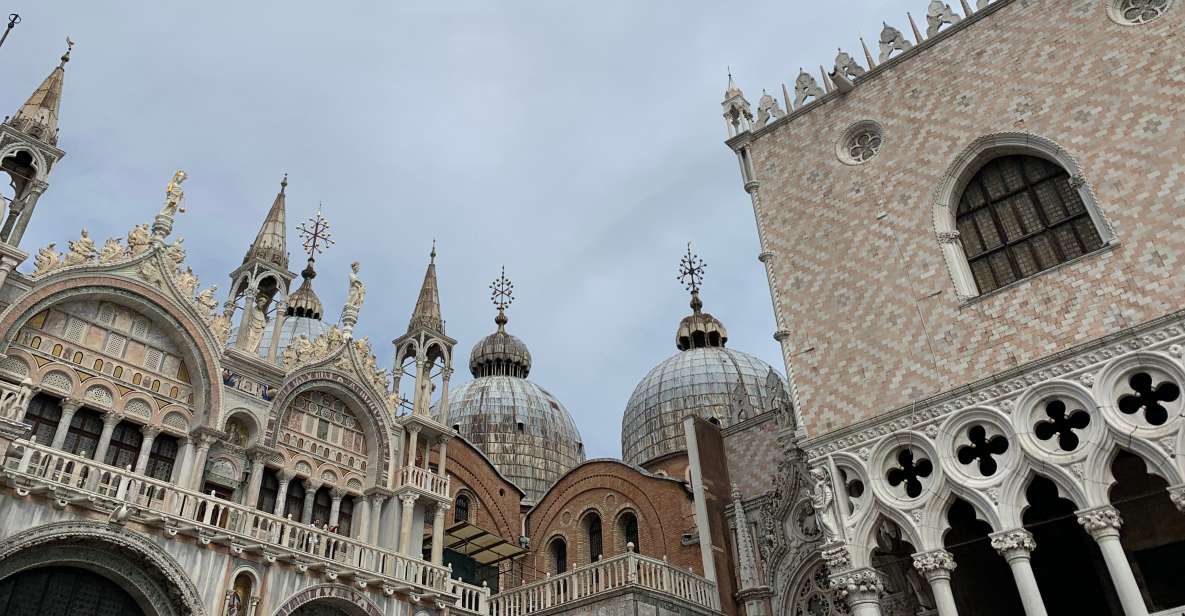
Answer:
[
  {"left": 490, "top": 266, "right": 514, "bottom": 331},
  {"left": 0, "top": 14, "right": 20, "bottom": 52},
  {"left": 280, "top": 172, "right": 288, "bottom": 193},
  {"left": 296, "top": 207, "right": 333, "bottom": 265},
  {"left": 59, "top": 36, "right": 73, "bottom": 68},
  {"left": 430, "top": 239, "right": 436, "bottom": 264},
  {"left": 677, "top": 242, "right": 707, "bottom": 314}
]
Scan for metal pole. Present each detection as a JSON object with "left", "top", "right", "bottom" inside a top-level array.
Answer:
[{"left": 0, "top": 14, "right": 20, "bottom": 50}]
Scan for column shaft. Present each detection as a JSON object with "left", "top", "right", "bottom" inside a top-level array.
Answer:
[
  {"left": 398, "top": 495, "right": 417, "bottom": 555},
  {"left": 301, "top": 482, "right": 317, "bottom": 523},
  {"left": 93, "top": 415, "right": 120, "bottom": 463},
  {"left": 51, "top": 401, "right": 80, "bottom": 449},
  {"left": 329, "top": 494, "right": 343, "bottom": 527},
  {"left": 370, "top": 496, "right": 386, "bottom": 546},
  {"left": 1078, "top": 508, "right": 1148, "bottom": 616},
  {"left": 244, "top": 457, "right": 266, "bottom": 507},
  {"left": 273, "top": 477, "right": 291, "bottom": 517},
  {"left": 134, "top": 429, "right": 158, "bottom": 475},
  {"left": 431, "top": 503, "right": 448, "bottom": 565}
]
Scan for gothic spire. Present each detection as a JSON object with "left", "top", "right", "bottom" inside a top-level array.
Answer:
[
  {"left": 243, "top": 174, "right": 289, "bottom": 268},
  {"left": 9, "top": 38, "right": 72, "bottom": 146},
  {"left": 407, "top": 244, "right": 444, "bottom": 334}
]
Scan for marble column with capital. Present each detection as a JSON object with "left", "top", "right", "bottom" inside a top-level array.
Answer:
[
  {"left": 355, "top": 495, "right": 371, "bottom": 541},
  {"left": 913, "top": 549, "right": 959, "bottom": 616},
  {"left": 50, "top": 398, "right": 82, "bottom": 449},
  {"left": 172, "top": 436, "right": 194, "bottom": 484},
  {"left": 1077, "top": 506, "right": 1148, "bottom": 616},
  {"left": 93, "top": 412, "right": 122, "bottom": 463},
  {"left": 431, "top": 502, "right": 450, "bottom": 565},
  {"left": 406, "top": 426, "right": 420, "bottom": 468},
  {"left": 301, "top": 479, "right": 320, "bottom": 524},
  {"left": 397, "top": 492, "right": 418, "bottom": 555},
  {"left": 243, "top": 452, "right": 267, "bottom": 508},
  {"left": 134, "top": 425, "right": 161, "bottom": 474},
  {"left": 272, "top": 471, "right": 294, "bottom": 517},
  {"left": 329, "top": 488, "right": 345, "bottom": 527},
  {"left": 831, "top": 568, "right": 884, "bottom": 616},
  {"left": 371, "top": 493, "right": 389, "bottom": 547},
  {"left": 437, "top": 437, "right": 449, "bottom": 477},
  {"left": 188, "top": 435, "right": 216, "bottom": 491},
  {"left": 991, "top": 529, "right": 1048, "bottom": 616}
]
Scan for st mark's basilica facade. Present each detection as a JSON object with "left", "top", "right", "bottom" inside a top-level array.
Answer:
[{"left": 1, "top": 1, "right": 1184, "bottom": 616}]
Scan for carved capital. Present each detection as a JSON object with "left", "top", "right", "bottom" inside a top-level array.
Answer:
[
  {"left": 102, "top": 411, "right": 124, "bottom": 427},
  {"left": 330, "top": 487, "right": 347, "bottom": 501},
  {"left": 830, "top": 567, "right": 883, "bottom": 604},
  {"left": 990, "top": 528, "right": 1036, "bottom": 558},
  {"left": 936, "top": 230, "right": 961, "bottom": 244},
  {"left": 59, "top": 398, "right": 84, "bottom": 413},
  {"left": 912, "top": 549, "right": 956, "bottom": 580},
  {"left": 140, "top": 425, "right": 162, "bottom": 439},
  {"left": 399, "top": 492, "right": 419, "bottom": 507},
  {"left": 820, "top": 543, "right": 851, "bottom": 573},
  {"left": 1076, "top": 505, "right": 1122, "bottom": 539},
  {"left": 1169, "top": 485, "right": 1185, "bottom": 513}
]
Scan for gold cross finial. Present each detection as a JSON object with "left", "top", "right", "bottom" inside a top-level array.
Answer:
[{"left": 297, "top": 207, "right": 334, "bottom": 260}]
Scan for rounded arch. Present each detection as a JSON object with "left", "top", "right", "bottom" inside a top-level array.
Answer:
[
  {"left": 930, "top": 132, "right": 1114, "bottom": 298},
  {"left": 272, "top": 584, "right": 384, "bottom": 616},
  {"left": 0, "top": 276, "right": 223, "bottom": 426},
  {"left": 266, "top": 369, "right": 395, "bottom": 485},
  {"left": 222, "top": 408, "right": 260, "bottom": 447},
  {"left": 0, "top": 520, "right": 206, "bottom": 616}
]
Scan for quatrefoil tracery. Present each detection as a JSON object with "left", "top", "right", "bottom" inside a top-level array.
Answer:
[
  {"left": 956, "top": 425, "right": 1010, "bottom": 476},
  {"left": 885, "top": 448, "right": 933, "bottom": 499},
  {"left": 1117, "top": 372, "right": 1180, "bottom": 426},
  {"left": 1034, "top": 399, "right": 1090, "bottom": 452}
]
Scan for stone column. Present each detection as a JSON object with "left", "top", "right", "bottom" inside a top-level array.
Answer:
[
  {"left": 412, "top": 358, "right": 427, "bottom": 415},
  {"left": 244, "top": 452, "right": 267, "bottom": 508},
  {"left": 134, "top": 426, "right": 160, "bottom": 474},
  {"left": 371, "top": 493, "right": 389, "bottom": 546},
  {"left": 431, "top": 502, "right": 450, "bottom": 565},
  {"left": 355, "top": 495, "right": 371, "bottom": 541},
  {"left": 172, "top": 436, "right": 194, "bottom": 484},
  {"left": 93, "top": 413, "right": 122, "bottom": 463},
  {"left": 913, "top": 549, "right": 959, "bottom": 616},
  {"left": 991, "top": 529, "right": 1048, "bottom": 616},
  {"left": 831, "top": 568, "right": 884, "bottom": 616},
  {"left": 301, "top": 479, "right": 319, "bottom": 523},
  {"left": 422, "top": 439, "right": 430, "bottom": 470},
  {"left": 406, "top": 426, "right": 420, "bottom": 468},
  {"left": 329, "top": 488, "right": 345, "bottom": 527},
  {"left": 397, "top": 493, "right": 418, "bottom": 555},
  {"left": 273, "top": 471, "right": 293, "bottom": 517},
  {"left": 189, "top": 435, "right": 215, "bottom": 490},
  {"left": 51, "top": 398, "right": 82, "bottom": 449},
  {"left": 437, "top": 437, "right": 449, "bottom": 477},
  {"left": 438, "top": 368, "right": 452, "bottom": 425},
  {"left": 1077, "top": 506, "right": 1148, "bottom": 616}
]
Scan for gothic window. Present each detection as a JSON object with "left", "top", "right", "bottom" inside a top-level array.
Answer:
[
  {"left": 145, "top": 434, "right": 178, "bottom": 481},
  {"left": 1117, "top": 372, "right": 1181, "bottom": 426},
  {"left": 956, "top": 155, "right": 1103, "bottom": 294},
  {"left": 885, "top": 448, "right": 933, "bottom": 498},
  {"left": 454, "top": 493, "right": 471, "bottom": 523},
  {"left": 956, "top": 426, "right": 1009, "bottom": 476},
  {"left": 790, "top": 561, "right": 846, "bottom": 616},
  {"left": 24, "top": 393, "right": 61, "bottom": 445},
  {"left": 549, "top": 537, "right": 568, "bottom": 574},
  {"left": 585, "top": 512, "right": 603, "bottom": 561},
  {"left": 258, "top": 469, "right": 279, "bottom": 512},
  {"left": 63, "top": 409, "right": 103, "bottom": 458},
  {"left": 104, "top": 421, "right": 142, "bottom": 469},
  {"left": 1034, "top": 399, "right": 1090, "bottom": 452},
  {"left": 618, "top": 511, "right": 640, "bottom": 551},
  {"left": 1109, "top": 0, "right": 1171, "bottom": 24}
]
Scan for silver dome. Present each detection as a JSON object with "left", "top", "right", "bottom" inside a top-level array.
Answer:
[
  {"left": 437, "top": 376, "right": 585, "bottom": 502},
  {"left": 621, "top": 347, "right": 790, "bottom": 467}
]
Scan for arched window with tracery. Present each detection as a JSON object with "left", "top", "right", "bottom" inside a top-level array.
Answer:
[
  {"left": 24, "top": 393, "right": 61, "bottom": 445},
  {"left": 104, "top": 421, "right": 142, "bottom": 469},
  {"left": 956, "top": 155, "right": 1103, "bottom": 294},
  {"left": 454, "top": 493, "right": 471, "bottom": 523},
  {"left": 63, "top": 408, "right": 103, "bottom": 458},
  {"left": 789, "top": 561, "right": 846, "bottom": 615},
  {"left": 145, "top": 433, "right": 178, "bottom": 481}
]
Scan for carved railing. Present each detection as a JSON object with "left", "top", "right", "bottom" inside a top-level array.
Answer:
[
  {"left": 485, "top": 551, "right": 719, "bottom": 616},
  {"left": 3, "top": 438, "right": 452, "bottom": 594},
  {"left": 396, "top": 464, "right": 450, "bottom": 500},
  {"left": 449, "top": 578, "right": 492, "bottom": 615}
]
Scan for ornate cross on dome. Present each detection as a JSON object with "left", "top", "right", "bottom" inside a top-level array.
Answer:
[
  {"left": 297, "top": 207, "right": 334, "bottom": 260},
  {"left": 490, "top": 266, "right": 514, "bottom": 331},
  {"left": 678, "top": 243, "right": 707, "bottom": 295}
]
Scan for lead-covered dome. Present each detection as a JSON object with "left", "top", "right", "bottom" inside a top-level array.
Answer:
[
  {"left": 621, "top": 289, "right": 791, "bottom": 467},
  {"left": 443, "top": 376, "right": 584, "bottom": 502},
  {"left": 435, "top": 275, "right": 584, "bottom": 502}
]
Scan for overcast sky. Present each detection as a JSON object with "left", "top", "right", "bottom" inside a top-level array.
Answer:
[{"left": 9, "top": 0, "right": 919, "bottom": 458}]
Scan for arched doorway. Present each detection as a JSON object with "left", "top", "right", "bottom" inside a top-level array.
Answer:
[
  {"left": 0, "top": 565, "right": 144, "bottom": 615},
  {"left": 290, "top": 600, "right": 358, "bottom": 616}
]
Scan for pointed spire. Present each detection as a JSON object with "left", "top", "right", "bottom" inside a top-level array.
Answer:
[
  {"left": 725, "top": 67, "right": 742, "bottom": 97},
  {"left": 10, "top": 38, "right": 72, "bottom": 145},
  {"left": 244, "top": 173, "right": 289, "bottom": 268},
  {"left": 408, "top": 244, "right": 444, "bottom": 334}
]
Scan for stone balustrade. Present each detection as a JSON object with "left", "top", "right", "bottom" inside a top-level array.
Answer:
[
  {"left": 396, "top": 463, "right": 450, "bottom": 500},
  {"left": 481, "top": 550, "right": 719, "bottom": 616},
  {"left": 2, "top": 438, "right": 453, "bottom": 596}
]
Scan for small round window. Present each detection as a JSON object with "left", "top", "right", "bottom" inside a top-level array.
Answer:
[
  {"left": 837, "top": 121, "right": 883, "bottom": 166},
  {"left": 1107, "top": 0, "right": 1171, "bottom": 25}
]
